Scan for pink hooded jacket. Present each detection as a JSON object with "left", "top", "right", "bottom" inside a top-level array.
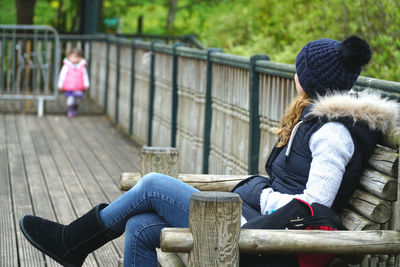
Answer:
[{"left": 58, "top": 58, "right": 89, "bottom": 91}]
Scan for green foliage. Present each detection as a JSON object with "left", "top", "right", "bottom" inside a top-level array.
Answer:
[
  {"left": 34, "top": 0, "right": 58, "bottom": 26},
  {"left": 119, "top": 0, "right": 400, "bottom": 82},
  {"left": 0, "top": 1, "right": 16, "bottom": 24},
  {"left": 121, "top": 2, "right": 168, "bottom": 34},
  {"left": 1, "top": 0, "right": 399, "bottom": 81}
]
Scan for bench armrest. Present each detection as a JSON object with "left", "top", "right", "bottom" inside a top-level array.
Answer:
[
  {"left": 161, "top": 228, "right": 400, "bottom": 255},
  {"left": 120, "top": 172, "right": 245, "bottom": 191}
]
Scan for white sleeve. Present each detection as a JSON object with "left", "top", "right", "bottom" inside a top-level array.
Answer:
[
  {"left": 260, "top": 122, "right": 354, "bottom": 215},
  {"left": 83, "top": 67, "right": 90, "bottom": 88},
  {"left": 57, "top": 65, "right": 68, "bottom": 89}
]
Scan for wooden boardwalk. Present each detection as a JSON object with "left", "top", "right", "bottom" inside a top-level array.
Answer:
[{"left": 0, "top": 114, "right": 141, "bottom": 267}]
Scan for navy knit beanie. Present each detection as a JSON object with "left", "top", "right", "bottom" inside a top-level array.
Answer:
[{"left": 295, "top": 36, "right": 371, "bottom": 98}]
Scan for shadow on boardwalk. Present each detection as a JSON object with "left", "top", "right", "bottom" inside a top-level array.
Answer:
[{"left": 0, "top": 114, "right": 140, "bottom": 267}]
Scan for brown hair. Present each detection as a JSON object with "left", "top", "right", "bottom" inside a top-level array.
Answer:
[
  {"left": 274, "top": 92, "right": 312, "bottom": 148},
  {"left": 67, "top": 48, "right": 83, "bottom": 58}
]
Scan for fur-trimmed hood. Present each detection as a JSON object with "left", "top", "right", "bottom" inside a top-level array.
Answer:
[{"left": 307, "top": 90, "right": 399, "bottom": 133}]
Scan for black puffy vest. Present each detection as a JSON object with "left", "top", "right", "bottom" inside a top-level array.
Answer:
[{"left": 265, "top": 106, "right": 381, "bottom": 211}]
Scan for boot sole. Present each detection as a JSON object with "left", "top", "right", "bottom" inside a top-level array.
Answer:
[{"left": 19, "top": 216, "right": 79, "bottom": 267}]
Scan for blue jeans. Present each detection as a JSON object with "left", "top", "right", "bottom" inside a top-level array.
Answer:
[{"left": 99, "top": 173, "right": 199, "bottom": 267}]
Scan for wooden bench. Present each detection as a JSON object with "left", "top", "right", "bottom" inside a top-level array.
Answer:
[{"left": 119, "top": 126, "right": 400, "bottom": 267}]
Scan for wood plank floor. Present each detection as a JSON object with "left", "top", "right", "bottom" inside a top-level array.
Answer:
[{"left": 0, "top": 114, "right": 141, "bottom": 267}]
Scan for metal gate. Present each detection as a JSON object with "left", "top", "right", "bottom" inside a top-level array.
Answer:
[{"left": 0, "top": 25, "right": 60, "bottom": 116}]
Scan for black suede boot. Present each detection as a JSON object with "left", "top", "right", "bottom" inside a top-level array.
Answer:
[{"left": 19, "top": 204, "right": 121, "bottom": 267}]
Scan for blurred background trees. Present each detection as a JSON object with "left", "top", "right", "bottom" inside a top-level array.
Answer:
[{"left": 1, "top": 0, "right": 399, "bottom": 81}]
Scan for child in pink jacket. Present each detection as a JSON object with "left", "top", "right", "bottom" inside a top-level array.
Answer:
[{"left": 58, "top": 48, "right": 89, "bottom": 118}]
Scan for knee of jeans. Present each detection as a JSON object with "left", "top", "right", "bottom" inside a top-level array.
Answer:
[{"left": 140, "top": 172, "right": 172, "bottom": 188}]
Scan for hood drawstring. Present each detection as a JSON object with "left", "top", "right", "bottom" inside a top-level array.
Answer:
[{"left": 285, "top": 120, "right": 304, "bottom": 159}]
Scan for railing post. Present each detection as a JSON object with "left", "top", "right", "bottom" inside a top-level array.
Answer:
[
  {"left": 202, "top": 48, "right": 222, "bottom": 174},
  {"left": 248, "top": 54, "right": 269, "bottom": 174},
  {"left": 115, "top": 38, "right": 121, "bottom": 124},
  {"left": 129, "top": 39, "right": 136, "bottom": 135},
  {"left": 188, "top": 191, "right": 242, "bottom": 266},
  {"left": 53, "top": 28, "right": 60, "bottom": 97},
  {"left": 140, "top": 146, "right": 179, "bottom": 177},
  {"left": 43, "top": 31, "right": 49, "bottom": 94},
  {"left": 103, "top": 36, "right": 110, "bottom": 114},
  {"left": 171, "top": 43, "right": 184, "bottom": 147},
  {"left": 1, "top": 29, "right": 5, "bottom": 92},
  {"left": 12, "top": 29, "right": 16, "bottom": 93},
  {"left": 147, "top": 41, "right": 157, "bottom": 146},
  {"left": 87, "top": 39, "right": 92, "bottom": 93}
]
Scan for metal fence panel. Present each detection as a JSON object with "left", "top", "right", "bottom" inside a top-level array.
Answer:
[{"left": 0, "top": 25, "right": 60, "bottom": 115}]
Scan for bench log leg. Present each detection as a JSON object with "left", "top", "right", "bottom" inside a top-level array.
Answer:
[{"left": 188, "top": 191, "right": 241, "bottom": 267}]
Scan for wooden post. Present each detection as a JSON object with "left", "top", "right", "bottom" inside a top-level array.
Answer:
[
  {"left": 140, "top": 146, "right": 179, "bottom": 177},
  {"left": 188, "top": 191, "right": 241, "bottom": 266},
  {"left": 395, "top": 147, "right": 400, "bottom": 266}
]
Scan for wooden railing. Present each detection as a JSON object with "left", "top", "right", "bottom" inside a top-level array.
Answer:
[{"left": 55, "top": 34, "right": 400, "bottom": 177}]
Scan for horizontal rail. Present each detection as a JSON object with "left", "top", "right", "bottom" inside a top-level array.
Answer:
[
  {"left": 120, "top": 172, "right": 244, "bottom": 192},
  {"left": 0, "top": 24, "right": 58, "bottom": 34},
  {"left": 0, "top": 94, "right": 56, "bottom": 100},
  {"left": 116, "top": 33, "right": 205, "bottom": 49},
  {"left": 161, "top": 228, "right": 400, "bottom": 255}
]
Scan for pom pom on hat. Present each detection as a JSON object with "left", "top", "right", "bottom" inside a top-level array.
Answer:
[
  {"left": 338, "top": 36, "right": 372, "bottom": 71},
  {"left": 295, "top": 35, "right": 371, "bottom": 98}
]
